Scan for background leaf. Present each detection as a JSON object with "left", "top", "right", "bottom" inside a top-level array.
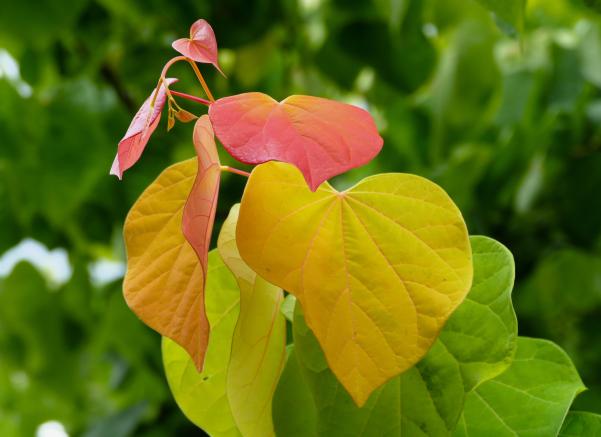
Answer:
[{"left": 474, "top": 0, "right": 527, "bottom": 32}]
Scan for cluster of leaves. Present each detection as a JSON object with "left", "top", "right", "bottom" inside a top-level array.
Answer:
[
  {"left": 113, "top": 12, "right": 601, "bottom": 437},
  {"left": 2, "top": 0, "right": 601, "bottom": 435}
]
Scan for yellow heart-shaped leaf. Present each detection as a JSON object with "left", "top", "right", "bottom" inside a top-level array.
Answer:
[
  {"left": 218, "top": 204, "right": 286, "bottom": 437},
  {"left": 237, "top": 162, "right": 473, "bottom": 406}
]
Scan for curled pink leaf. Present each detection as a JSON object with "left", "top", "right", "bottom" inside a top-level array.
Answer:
[
  {"left": 172, "top": 19, "right": 224, "bottom": 75},
  {"left": 110, "top": 78, "right": 178, "bottom": 179},
  {"left": 208, "top": 92, "right": 384, "bottom": 191},
  {"left": 182, "top": 114, "right": 221, "bottom": 290}
]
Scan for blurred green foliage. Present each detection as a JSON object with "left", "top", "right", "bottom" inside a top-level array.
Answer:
[{"left": 1, "top": 0, "right": 601, "bottom": 435}]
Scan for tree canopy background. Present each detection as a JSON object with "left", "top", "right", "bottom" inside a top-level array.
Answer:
[{"left": 1, "top": 0, "right": 601, "bottom": 435}]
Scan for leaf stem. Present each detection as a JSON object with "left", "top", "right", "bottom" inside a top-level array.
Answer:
[
  {"left": 220, "top": 166, "right": 251, "bottom": 177},
  {"left": 186, "top": 59, "right": 215, "bottom": 102},
  {"left": 170, "top": 90, "right": 211, "bottom": 106},
  {"left": 160, "top": 56, "right": 188, "bottom": 80}
]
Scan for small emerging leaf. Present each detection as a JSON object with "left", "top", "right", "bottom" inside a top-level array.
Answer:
[
  {"left": 162, "top": 250, "right": 241, "bottom": 437},
  {"left": 110, "top": 78, "right": 177, "bottom": 179},
  {"left": 218, "top": 204, "right": 286, "bottom": 437},
  {"left": 237, "top": 162, "right": 472, "bottom": 406},
  {"left": 176, "top": 108, "right": 199, "bottom": 123},
  {"left": 172, "top": 19, "right": 224, "bottom": 75},
  {"left": 209, "top": 93, "right": 384, "bottom": 191}
]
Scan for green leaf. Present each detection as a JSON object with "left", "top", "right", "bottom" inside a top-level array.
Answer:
[
  {"left": 280, "top": 294, "right": 297, "bottom": 323},
  {"left": 454, "top": 337, "right": 586, "bottom": 437},
  {"left": 401, "top": 235, "right": 518, "bottom": 435},
  {"left": 286, "top": 236, "right": 517, "bottom": 436},
  {"left": 559, "top": 412, "right": 601, "bottom": 436},
  {"left": 474, "top": 0, "right": 527, "bottom": 32},
  {"left": 162, "top": 250, "right": 241, "bottom": 437},
  {"left": 272, "top": 346, "right": 318, "bottom": 437},
  {"left": 439, "top": 236, "right": 518, "bottom": 392}
]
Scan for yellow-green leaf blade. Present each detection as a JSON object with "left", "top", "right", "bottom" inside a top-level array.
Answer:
[
  {"left": 162, "top": 250, "right": 241, "bottom": 437},
  {"left": 218, "top": 204, "right": 287, "bottom": 437},
  {"left": 237, "top": 162, "right": 472, "bottom": 406}
]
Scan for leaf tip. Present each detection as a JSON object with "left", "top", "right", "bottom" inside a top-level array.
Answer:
[{"left": 110, "top": 154, "right": 123, "bottom": 180}]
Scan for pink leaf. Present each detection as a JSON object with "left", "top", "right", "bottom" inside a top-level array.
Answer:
[
  {"left": 110, "top": 78, "right": 177, "bottom": 179},
  {"left": 208, "top": 92, "right": 384, "bottom": 191},
  {"left": 172, "top": 19, "right": 224, "bottom": 75},
  {"left": 182, "top": 115, "right": 221, "bottom": 291}
]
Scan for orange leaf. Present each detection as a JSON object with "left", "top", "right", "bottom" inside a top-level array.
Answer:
[{"left": 123, "top": 115, "right": 220, "bottom": 371}]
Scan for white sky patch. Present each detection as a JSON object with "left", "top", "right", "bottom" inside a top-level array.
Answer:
[
  {"left": 0, "top": 48, "right": 33, "bottom": 97},
  {"left": 88, "top": 258, "right": 125, "bottom": 287},
  {"left": 422, "top": 23, "right": 439, "bottom": 38},
  {"left": 0, "top": 239, "right": 72, "bottom": 286},
  {"left": 36, "top": 421, "right": 69, "bottom": 437}
]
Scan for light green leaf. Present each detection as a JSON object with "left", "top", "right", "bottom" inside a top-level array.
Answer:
[
  {"left": 280, "top": 294, "right": 297, "bottom": 323},
  {"left": 162, "top": 250, "right": 241, "bottom": 437},
  {"left": 559, "top": 412, "right": 601, "bottom": 436},
  {"left": 287, "top": 236, "right": 517, "bottom": 436},
  {"left": 439, "top": 236, "right": 518, "bottom": 392},
  {"left": 400, "top": 236, "right": 517, "bottom": 435},
  {"left": 454, "top": 337, "right": 586, "bottom": 437},
  {"left": 217, "top": 204, "right": 287, "bottom": 437}
]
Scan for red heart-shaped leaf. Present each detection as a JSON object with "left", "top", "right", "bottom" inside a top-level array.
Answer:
[
  {"left": 111, "top": 78, "right": 177, "bottom": 179},
  {"left": 172, "top": 19, "right": 224, "bottom": 75},
  {"left": 208, "top": 93, "right": 383, "bottom": 190}
]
